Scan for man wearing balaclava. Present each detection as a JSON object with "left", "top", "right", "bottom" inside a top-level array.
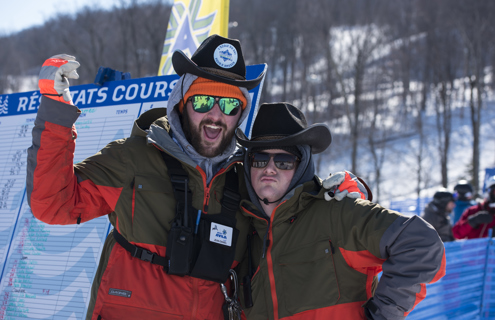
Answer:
[{"left": 236, "top": 103, "right": 446, "bottom": 320}]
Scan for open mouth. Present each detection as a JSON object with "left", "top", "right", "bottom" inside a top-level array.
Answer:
[{"left": 203, "top": 124, "right": 222, "bottom": 141}]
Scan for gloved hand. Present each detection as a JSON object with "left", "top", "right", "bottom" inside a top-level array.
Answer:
[
  {"left": 322, "top": 171, "right": 371, "bottom": 201},
  {"left": 38, "top": 54, "right": 80, "bottom": 105},
  {"left": 467, "top": 211, "right": 493, "bottom": 229}
]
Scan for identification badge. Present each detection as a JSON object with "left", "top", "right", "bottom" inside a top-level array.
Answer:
[{"left": 209, "top": 222, "right": 233, "bottom": 246}]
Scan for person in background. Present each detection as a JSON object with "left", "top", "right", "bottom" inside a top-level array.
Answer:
[
  {"left": 422, "top": 189, "right": 456, "bottom": 242},
  {"left": 236, "top": 102, "right": 446, "bottom": 320},
  {"left": 451, "top": 180, "right": 476, "bottom": 225},
  {"left": 453, "top": 176, "right": 495, "bottom": 239}
]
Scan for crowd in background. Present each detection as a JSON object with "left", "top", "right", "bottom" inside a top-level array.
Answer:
[{"left": 421, "top": 177, "right": 495, "bottom": 242}]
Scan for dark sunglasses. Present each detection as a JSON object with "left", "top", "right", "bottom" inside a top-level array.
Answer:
[
  {"left": 187, "top": 95, "right": 243, "bottom": 116},
  {"left": 250, "top": 152, "right": 300, "bottom": 170}
]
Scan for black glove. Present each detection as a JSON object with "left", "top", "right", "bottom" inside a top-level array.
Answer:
[
  {"left": 467, "top": 211, "right": 493, "bottom": 229},
  {"left": 363, "top": 299, "right": 377, "bottom": 320}
]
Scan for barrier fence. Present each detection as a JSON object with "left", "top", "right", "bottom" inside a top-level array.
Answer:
[{"left": 408, "top": 233, "right": 495, "bottom": 320}]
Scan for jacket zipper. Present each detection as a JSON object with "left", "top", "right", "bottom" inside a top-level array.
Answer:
[
  {"left": 153, "top": 144, "right": 241, "bottom": 317},
  {"left": 266, "top": 201, "right": 286, "bottom": 320},
  {"left": 198, "top": 162, "right": 239, "bottom": 213},
  {"left": 193, "top": 161, "right": 240, "bottom": 319},
  {"left": 191, "top": 277, "right": 199, "bottom": 319}
]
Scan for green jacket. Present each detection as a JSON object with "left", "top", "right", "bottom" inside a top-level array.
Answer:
[
  {"left": 27, "top": 98, "right": 251, "bottom": 320},
  {"left": 239, "top": 179, "right": 446, "bottom": 320}
]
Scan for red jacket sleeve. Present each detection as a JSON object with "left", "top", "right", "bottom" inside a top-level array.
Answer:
[
  {"left": 452, "top": 203, "right": 485, "bottom": 239},
  {"left": 27, "top": 97, "right": 121, "bottom": 225}
]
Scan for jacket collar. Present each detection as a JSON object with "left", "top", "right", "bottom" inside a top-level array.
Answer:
[
  {"left": 129, "top": 107, "right": 244, "bottom": 173},
  {"left": 241, "top": 178, "right": 321, "bottom": 226}
]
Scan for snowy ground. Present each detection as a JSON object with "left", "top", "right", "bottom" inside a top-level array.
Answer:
[{"left": 317, "top": 98, "right": 495, "bottom": 208}]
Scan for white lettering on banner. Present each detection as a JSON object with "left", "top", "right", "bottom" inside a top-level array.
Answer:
[
  {"left": 87, "top": 88, "right": 98, "bottom": 104},
  {"left": 74, "top": 90, "right": 86, "bottom": 105},
  {"left": 17, "top": 97, "right": 28, "bottom": 111},
  {"left": 113, "top": 85, "right": 126, "bottom": 102},
  {"left": 96, "top": 88, "right": 108, "bottom": 103},
  {"left": 12, "top": 79, "right": 180, "bottom": 112},
  {"left": 70, "top": 90, "right": 79, "bottom": 101},
  {"left": 59, "top": 81, "right": 174, "bottom": 106},
  {"left": 125, "top": 84, "right": 139, "bottom": 100},
  {"left": 28, "top": 92, "right": 39, "bottom": 111},
  {"left": 140, "top": 83, "right": 153, "bottom": 99},
  {"left": 154, "top": 82, "right": 168, "bottom": 98}
]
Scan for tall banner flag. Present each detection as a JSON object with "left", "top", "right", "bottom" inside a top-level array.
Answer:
[{"left": 158, "top": 0, "right": 230, "bottom": 76}]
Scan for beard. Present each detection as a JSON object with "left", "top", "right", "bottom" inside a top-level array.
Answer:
[{"left": 182, "top": 108, "right": 236, "bottom": 158}]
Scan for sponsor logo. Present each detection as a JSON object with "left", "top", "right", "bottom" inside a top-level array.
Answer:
[
  {"left": 209, "top": 222, "right": 233, "bottom": 246},
  {"left": 215, "top": 229, "right": 228, "bottom": 240},
  {"left": 109, "top": 288, "right": 132, "bottom": 298},
  {"left": 214, "top": 43, "right": 238, "bottom": 69}
]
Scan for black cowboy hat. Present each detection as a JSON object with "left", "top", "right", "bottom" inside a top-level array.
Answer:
[
  {"left": 172, "top": 34, "right": 265, "bottom": 90},
  {"left": 236, "top": 102, "right": 332, "bottom": 154}
]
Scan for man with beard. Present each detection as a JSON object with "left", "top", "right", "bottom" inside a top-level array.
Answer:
[{"left": 27, "top": 35, "right": 366, "bottom": 320}]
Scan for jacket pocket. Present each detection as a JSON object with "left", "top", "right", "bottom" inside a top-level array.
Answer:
[
  {"left": 190, "top": 212, "right": 239, "bottom": 282},
  {"left": 94, "top": 243, "right": 188, "bottom": 319},
  {"left": 278, "top": 238, "right": 339, "bottom": 315},
  {"left": 132, "top": 174, "right": 174, "bottom": 243}
]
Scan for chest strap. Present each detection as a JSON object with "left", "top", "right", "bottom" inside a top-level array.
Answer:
[
  {"left": 113, "top": 152, "right": 241, "bottom": 268},
  {"left": 160, "top": 151, "right": 240, "bottom": 217},
  {"left": 112, "top": 229, "right": 168, "bottom": 267}
]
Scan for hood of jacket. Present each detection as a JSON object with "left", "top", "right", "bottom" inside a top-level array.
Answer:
[
  {"left": 130, "top": 75, "right": 252, "bottom": 180},
  {"left": 242, "top": 177, "right": 323, "bottom": 233},
  {"left": 129, "top": 105, "right": 245, "bottom": 171}
]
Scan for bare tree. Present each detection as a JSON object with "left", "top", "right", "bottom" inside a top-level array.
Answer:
[
  {"left": 454, "top": 0, "right": 494, "bottom": 193},
  {"left": 330, "top": 24, "right": 386, "bottom": 174}
]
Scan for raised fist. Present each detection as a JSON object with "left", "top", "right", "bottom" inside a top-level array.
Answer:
[{"left": 38, "top": 54, "right": 80, "bottom": 104}]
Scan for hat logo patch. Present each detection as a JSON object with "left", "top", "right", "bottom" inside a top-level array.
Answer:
[{"left": 214, "top": 43, "right": 238, "bottom": 69}]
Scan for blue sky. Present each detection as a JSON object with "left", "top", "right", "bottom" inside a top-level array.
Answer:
[{"left": 0, "top": 0, "right": 125, "bottom": 35}]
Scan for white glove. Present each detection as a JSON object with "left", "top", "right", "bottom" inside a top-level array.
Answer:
[
  {"left": 322, "top": 171, "right": 370, "bottom": 201},
  {"left": 39, "top": 54, "right": 80, "bottom": 104}
]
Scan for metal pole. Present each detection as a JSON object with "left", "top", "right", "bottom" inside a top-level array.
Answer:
[{"left": 479, "top": 228, "right": 493, "bottom": 319}]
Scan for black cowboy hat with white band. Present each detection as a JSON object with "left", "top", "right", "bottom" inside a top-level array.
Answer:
[
  {"left": 172, "top": 34, "right": 265, "bottom": 90},
  {"left": 236, "top": 102, "right": 332, "bottom": 154}
]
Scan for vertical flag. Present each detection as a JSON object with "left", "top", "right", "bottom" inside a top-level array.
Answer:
[{"left": 158, "top": 0, "right": 230, "bottom": 76}]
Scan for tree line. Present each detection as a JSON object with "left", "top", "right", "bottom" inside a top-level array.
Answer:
[{"left": 1, "top": 0, "right": 494, "bottom": 203}]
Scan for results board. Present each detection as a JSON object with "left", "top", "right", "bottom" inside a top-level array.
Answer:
[{"left": 0, "top": 64, "right": 266, "bottom": 319}]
